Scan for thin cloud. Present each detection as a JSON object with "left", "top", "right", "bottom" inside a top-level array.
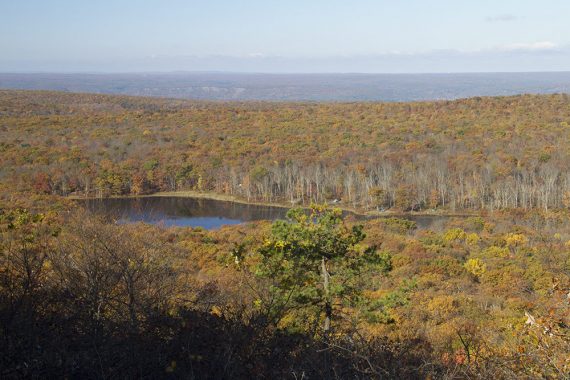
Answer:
[
  {"left": 500, "top": 41, "right": 558, "bottom": 52},
  {"left": 486, "top": 14, "right": 517, "bottom": 22}
]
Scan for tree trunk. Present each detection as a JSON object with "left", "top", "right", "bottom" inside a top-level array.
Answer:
[
  {"left": 321, "top": 256, "right": 332, "bottom": 380},
  {"left": 321, "top": 257, "right": 331, "bottom": 333}
]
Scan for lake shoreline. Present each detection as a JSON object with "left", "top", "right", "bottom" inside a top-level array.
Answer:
[{"left": 68, "top": 190, "right": 477, "bottom": 219}]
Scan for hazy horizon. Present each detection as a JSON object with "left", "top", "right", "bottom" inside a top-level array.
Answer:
[
  {"left": 3, "top": 71, "right": 570, "bottom": 102},
  {"left": 3, "top": 1, "right": 569, "bottom": 99},
  {"left": 2, "top": 70, "right": 570, "bottom": 75},
  {"left": 2, "top": 1, "right": 569, "bottom": 73}
]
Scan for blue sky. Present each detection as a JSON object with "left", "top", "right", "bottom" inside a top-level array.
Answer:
[{"left": 1, "top": 0, "right": 569, "bottom": 73}]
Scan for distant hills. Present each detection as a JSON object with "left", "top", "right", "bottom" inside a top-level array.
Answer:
[{"left": 1, "top": 72, "right": 570, "bottom": 101}]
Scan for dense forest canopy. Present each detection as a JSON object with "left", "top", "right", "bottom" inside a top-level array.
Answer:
[
  {"left": 1, "top": 90, "right": 570, "bottom": 211},
  {"left": 0, "top": 90, "right": 569, "bottom": 378}
]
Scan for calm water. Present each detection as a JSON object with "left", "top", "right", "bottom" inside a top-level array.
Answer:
[
  {"left": 80, "top": 196, "right": 456, "bottom": 230},
  {"left": 81, "top": 197, "right": 290, "bottom": 229}
]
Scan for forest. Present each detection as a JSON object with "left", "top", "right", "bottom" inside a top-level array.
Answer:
[
  {"left": 0, "top": 90, "right": 569, "bottom": 378},
  {"left": 2, "top": 90, "right": 570, "bottom": 212}
]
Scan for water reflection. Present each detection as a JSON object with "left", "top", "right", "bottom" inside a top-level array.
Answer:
[
  {"left": 80, "top": 197, "right": 457, "bottom": 230},
  {"left": 81, "top": 197, "right": 289, "bottom": 229}
]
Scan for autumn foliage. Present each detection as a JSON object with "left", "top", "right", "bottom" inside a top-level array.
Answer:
[
  {"left": 3, "top": 91, "right": 570, "bottom": 211},
  {"left": 1, "top": 91, "right": 569, "bottom": 378}
]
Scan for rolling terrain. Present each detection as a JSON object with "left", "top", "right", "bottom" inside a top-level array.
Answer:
[
  {"left": 2, "top": 72, "right": 570, "bottom": 101},
  {"left": 2, "top": 90, "right": 570, "bottom": 212},
  {"left": 0, "top": 90, "right": 569, "bottom": 378}
]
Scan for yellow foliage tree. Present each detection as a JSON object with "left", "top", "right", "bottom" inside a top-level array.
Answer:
[{"left": 464, "top": 258, "right": 486, "bottom": 277}]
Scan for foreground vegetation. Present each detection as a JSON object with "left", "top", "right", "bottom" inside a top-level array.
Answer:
[
  {"left": 1, "top": 91, "right": 569, "bottom": 378},
  {"left": 3, "top": 91, "right": 570, "bottom": 211},
  {"left": 0, "top": 196, "right": 568, "bottom": 378}
]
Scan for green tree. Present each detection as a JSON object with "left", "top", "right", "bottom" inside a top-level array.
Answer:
[{"left": 233, "top": 205, "right": 389, "bottom": 336}]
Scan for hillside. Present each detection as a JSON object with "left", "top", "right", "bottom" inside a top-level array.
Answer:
[
  {"left": 1, "top": 90, "right": 569, "bottom": 378},
  {"left": 2, "top": 72, "right": 570, "bottom": 101},
  {"left": 2, "top": 90, "right": 570, "bottom": 211}
]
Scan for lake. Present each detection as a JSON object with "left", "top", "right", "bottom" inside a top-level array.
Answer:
[{"left": 80, "top": 196, "right": 457, "bottom": 230}]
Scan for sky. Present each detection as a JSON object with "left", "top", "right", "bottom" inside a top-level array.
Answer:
[{"left": 1, "top": 0, "right": 569, "bottom": 73}]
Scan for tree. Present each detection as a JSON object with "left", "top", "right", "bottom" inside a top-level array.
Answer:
[
  {"left": 233, "top": 206, "right": 389, "bottom": 336},
  {"left": 369, "top": 186, "right": 388, "bottom": 210},
  {"left": 0, "top": 208, "right": 58, "bottom": 365},
  {"left": 32, "top": 173, "right": 52, "bottom": 194},
  {"left": 53, "top": 214, "right": 177, "bottom": 332}
]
